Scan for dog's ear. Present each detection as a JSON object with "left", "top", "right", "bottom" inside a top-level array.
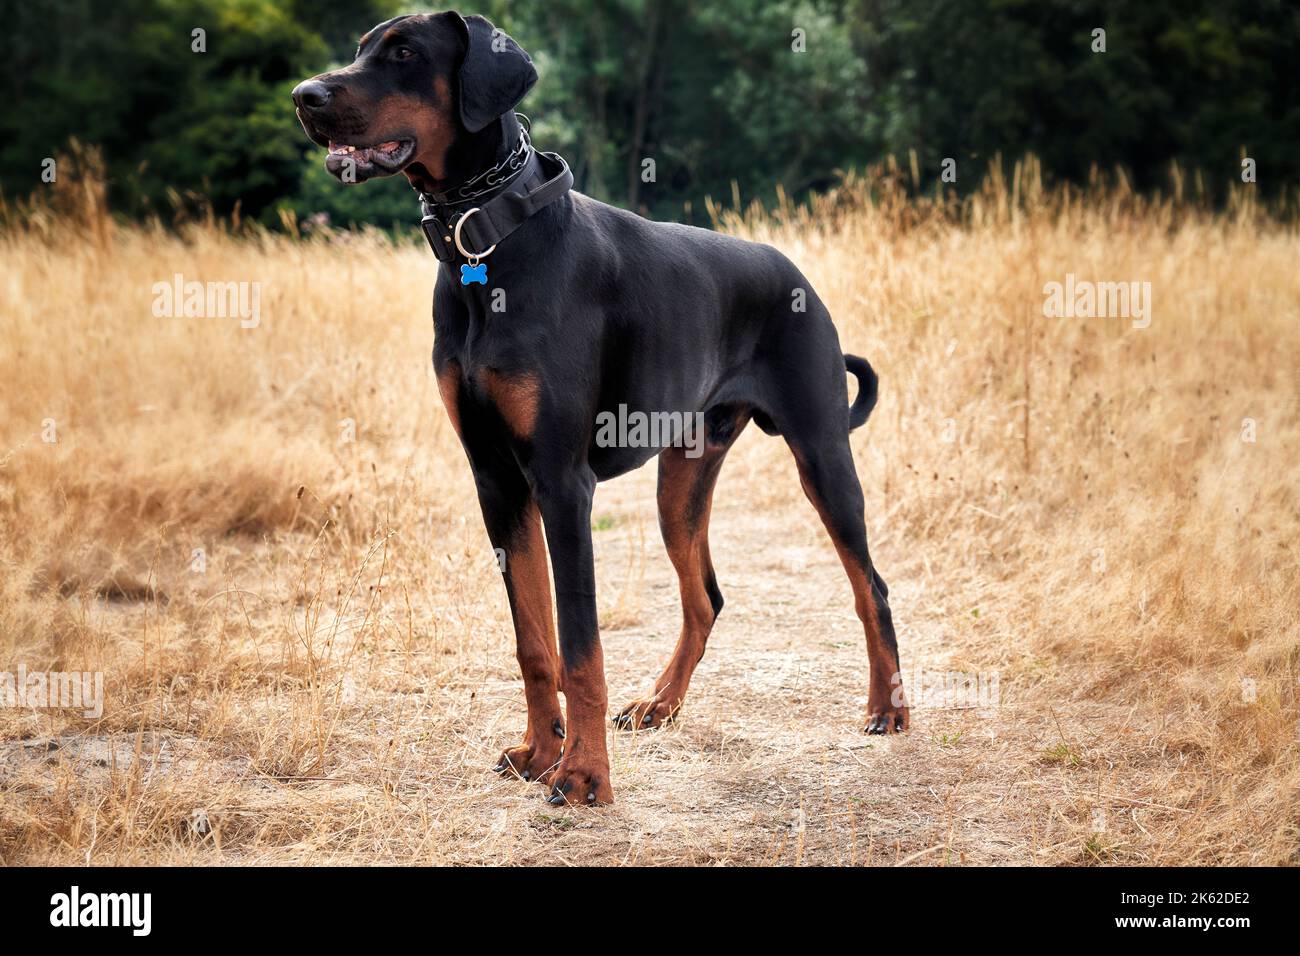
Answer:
[{"left": 455, "top": 14, "right": 537, "bottom": 133}]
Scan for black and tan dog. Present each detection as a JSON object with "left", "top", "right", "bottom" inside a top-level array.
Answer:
[{"left": 293, "top": 11, "right": 908, "bottom": 806}]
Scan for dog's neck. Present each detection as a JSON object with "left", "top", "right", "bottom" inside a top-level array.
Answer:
[{"left": 405, "top": 113, "right": 523, "bottom": 200}]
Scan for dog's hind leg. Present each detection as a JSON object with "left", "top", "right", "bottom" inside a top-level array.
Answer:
[
  {"left": 787, "top": 432, "right": 908, "bottom": 733},
  {"left": 616, "top": 405, "right": 749, "bottom": 730},
  {"left": 754, "top": 281, "right": 907, "bottom": 733}
]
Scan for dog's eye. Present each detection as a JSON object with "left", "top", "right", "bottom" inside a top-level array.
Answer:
[{"left": 394, "top": 47, "right": 415, "bottom": 60}]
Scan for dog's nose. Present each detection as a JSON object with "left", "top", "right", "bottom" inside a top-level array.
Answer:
[{"left": 292, "top": 79, "right": 331, "bottom": 110}]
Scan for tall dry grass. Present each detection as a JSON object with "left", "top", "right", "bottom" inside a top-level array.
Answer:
[{"left": 1, "top": 155, "right": 1297, "bottom": 864}]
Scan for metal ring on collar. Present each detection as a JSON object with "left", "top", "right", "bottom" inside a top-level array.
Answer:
[{"left": 453, "top": 207, "right": 497, "bottom": 259}]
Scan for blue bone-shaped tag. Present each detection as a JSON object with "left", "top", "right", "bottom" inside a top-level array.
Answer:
[{"left": 460, "top": 262, "right": 488, "bottom": 286}]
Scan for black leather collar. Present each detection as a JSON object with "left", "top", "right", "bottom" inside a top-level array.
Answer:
[{"left": 418, "top": 142, "right": 573, "bottom": 264}]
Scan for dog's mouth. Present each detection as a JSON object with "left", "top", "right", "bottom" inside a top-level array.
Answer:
[
  {"left": 296, "top": 105, "right": 418, "bottom": 182},
  {"left": 321, "top": 137, "right": 416, "bottom": 181}
]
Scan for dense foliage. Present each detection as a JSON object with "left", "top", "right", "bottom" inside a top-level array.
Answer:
[{"left": 2, "top": 0, "right": 1295, "bottom": 227}]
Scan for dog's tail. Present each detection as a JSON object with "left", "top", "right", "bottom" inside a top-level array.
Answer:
[{"left": 845, "top": 354, "right": 879, "bottom": 430}]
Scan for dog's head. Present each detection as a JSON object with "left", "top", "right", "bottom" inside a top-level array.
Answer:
[{"left": 291, "top": 12, "right": 536, "bottom": 191}]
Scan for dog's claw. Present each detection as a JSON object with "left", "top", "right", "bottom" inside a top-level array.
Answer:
[
  {"left": 863, "top": 708, "right": 910, "bottom": 735},
  {"left": 493, "top": 742, "right": 560, "bottom": 784},
  {"left": 548, "top": 780, "right": 572, "bottom": 805},
  {"left": 615, "top": 696, "right": 681, "bottom": 730},
  {"left": 545, "top": 769, "right": 610, "bottom": 806}
]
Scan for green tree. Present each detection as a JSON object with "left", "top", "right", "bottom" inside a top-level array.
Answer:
[{"left": 2, "top": 0, "right": 1295, "bottom": 228}]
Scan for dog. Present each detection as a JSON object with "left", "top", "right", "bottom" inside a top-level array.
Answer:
[{"left": 293, "top": 10, "right": 908, "bottom": 806}]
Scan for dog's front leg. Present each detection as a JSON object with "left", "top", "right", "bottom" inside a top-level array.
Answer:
[
  {"left": 471, "top": 464, "right": 565, "bottom": 784},
  {"left": 535, "top": 467, "right": 613, "bottom": 806}
]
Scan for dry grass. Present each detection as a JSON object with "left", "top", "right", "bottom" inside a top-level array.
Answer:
[{"left": 1, "top": 156, "right": 1297, "bottom": 865}]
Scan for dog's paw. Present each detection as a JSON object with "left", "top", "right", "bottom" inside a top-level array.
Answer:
[
  {"left": 492, "top": 739, "right": 561, "bottom": 784},
  {"left": 613, "top": 694, "right": 680, "bottom": 730},
  {"left": 862, "top": 704, "right": 909, "bottom": 735},
  {"left": 546, "top": 752, "right": 613, "bottom": 806}
]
